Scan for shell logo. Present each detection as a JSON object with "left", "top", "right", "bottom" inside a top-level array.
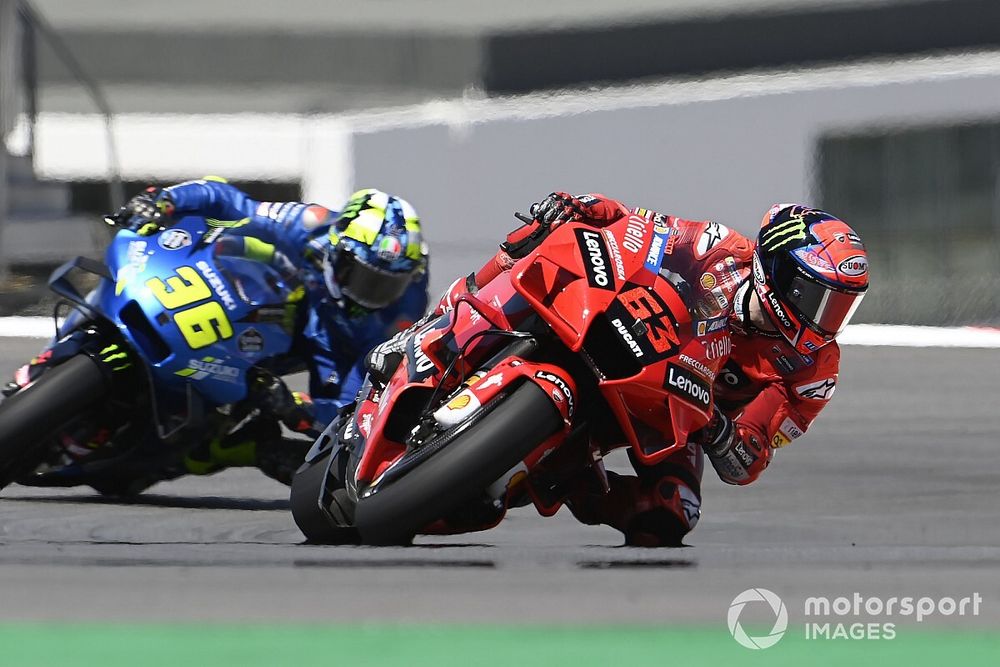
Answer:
[{"left": 447, "top": 394, "right": 472, "bottom": 410}]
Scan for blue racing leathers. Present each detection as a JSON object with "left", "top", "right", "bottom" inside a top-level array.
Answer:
[{"left": 164, "top": 179, "right": 429, "bottom": 427}]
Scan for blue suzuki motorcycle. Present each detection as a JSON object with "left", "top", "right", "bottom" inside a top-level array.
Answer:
[{"left": 0, "top": 216, "right": 301, "bottom": 495}]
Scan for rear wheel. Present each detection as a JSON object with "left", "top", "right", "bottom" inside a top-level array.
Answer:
[
  {"left": 353, "top": 381, "right": 563, "bottom": 546},
  {"left": 0, "top": 355, "right": 108, "bottom": 490}
]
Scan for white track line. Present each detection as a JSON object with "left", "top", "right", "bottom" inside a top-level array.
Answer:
[
  {"left": 837, "top": 324, "right": 1000, "bottom": 348},
  {"left": 1, "top": 317, "right": 999, "bottom": 348},
  {"left": 0, "top": 317, "right": 61, "bottom": 340}
]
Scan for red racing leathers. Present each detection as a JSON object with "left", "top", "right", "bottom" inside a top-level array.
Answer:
[{"left": 464, "top": 193, "right": 842, "bottom": 546}]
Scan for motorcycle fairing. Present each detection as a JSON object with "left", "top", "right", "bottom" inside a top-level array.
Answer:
[
  {"left": 511, "top": 218, "right": 715, "bottom": 463},
  {"left": 100, "top": 217, "right": 294, "bottom": 404}
]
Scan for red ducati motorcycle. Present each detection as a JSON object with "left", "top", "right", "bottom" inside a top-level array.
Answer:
[{"left": 291, "top": 212, "right": 728, "bottom": 545}]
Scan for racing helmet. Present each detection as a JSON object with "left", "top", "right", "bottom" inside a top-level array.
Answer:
[
  {"left": 322, "top": 189, "right": 427, "bottom": 310},
  {"left": 752, "top": 204, "right": 869, "bottom": 354}
]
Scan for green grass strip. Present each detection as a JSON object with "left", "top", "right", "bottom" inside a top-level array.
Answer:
[{"left": 0, "top": 624, "right": 996, "bottom": 667}]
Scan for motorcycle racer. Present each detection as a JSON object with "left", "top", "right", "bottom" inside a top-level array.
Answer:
[
  {"left": 435, "top": 192, "right": 868, "bottom": 546},
  {"left": 106, "top": 180, "right": 429, "bottom": 483}
]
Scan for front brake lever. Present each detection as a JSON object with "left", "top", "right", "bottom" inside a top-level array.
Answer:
[{"left": 514, "top": 211, "right": 534, "bottom": 225}]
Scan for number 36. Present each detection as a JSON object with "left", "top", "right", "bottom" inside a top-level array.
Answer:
[{"left": 145, "top": 267, "right": 233, "bottom": 350}]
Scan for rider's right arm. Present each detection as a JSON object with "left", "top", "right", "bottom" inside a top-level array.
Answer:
[
  {"left": 164, "top": 178, "right": 259, "bottom": 224},
  {"left": 472, "top": 193, "right": 632, "bottom": 290},
  {"left": 164, "top": 179, "right": 337, "bottom": 264}
]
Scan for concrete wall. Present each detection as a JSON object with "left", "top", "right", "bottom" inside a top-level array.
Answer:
[
  {"left": 27, "top": 51, "right": 1000, "bottom": 309},
  {"left": 346, "top": 52, "right": 1000, "bottom": 295}
]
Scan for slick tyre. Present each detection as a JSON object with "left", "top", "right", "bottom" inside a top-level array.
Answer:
[
  {"left": 290, "top": 448, "right": 361, "bottom": 545},
  {"left": 0, "top": 354, "right": 108, "bottom": 490},
  {"left": 353, "top": 381, "right": 563, "bottom": 546}
]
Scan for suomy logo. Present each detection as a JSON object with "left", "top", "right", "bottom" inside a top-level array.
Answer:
[
  {"left": 575, "top": 229, "right": 614, "bottom": 290},
  {"left": 838, "top": 255, "right": 868, "bottom": 277}
]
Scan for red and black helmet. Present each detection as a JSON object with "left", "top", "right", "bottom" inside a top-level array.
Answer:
[{"left": 753, "top": 204, "right": 869, "bottom": 354}]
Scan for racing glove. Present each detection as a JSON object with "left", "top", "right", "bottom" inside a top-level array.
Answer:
[
  {"left": 532, "top": 191, "right": 626, "bottom": 226},
  {"left": 496, "top": 191, "right": 588, "bottom": 262},
  {"left": 697, "top": 407, "right": 771, "bottom": 485},
  {"left": 105, "top": 186, "right": 176, "bottom": 236},
  {"left": 364, "top": 312, "right": 436, "bottom": 390}
]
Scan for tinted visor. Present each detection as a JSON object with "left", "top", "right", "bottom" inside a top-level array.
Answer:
[
  {"left": 335, "top": 251, "right": 413, "bottom": 310},
  {"left": 778, "top": 271, "right": 865, "bottom": 336}
]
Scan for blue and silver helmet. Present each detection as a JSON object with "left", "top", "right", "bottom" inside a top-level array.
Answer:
[{"left": 322, "top": 189, "right": 427, "bottom": 310}]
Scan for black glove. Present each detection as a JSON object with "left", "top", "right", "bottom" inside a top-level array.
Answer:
[
  {"left": 530, "top": 191, "right": 590, "bottom": 226},
  {"left": 695, "top": 407, "right": 768, "bottom": 485},
  {"left": 696, "top": 406, "right": 735, "bottom": 458},
  {"left": 105, "top": 186, "right": 176, "bottom": 236}
]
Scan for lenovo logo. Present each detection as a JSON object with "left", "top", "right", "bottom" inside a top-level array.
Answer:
[{"left": 576, "top": 229, "right": 614, "bottom": 290}]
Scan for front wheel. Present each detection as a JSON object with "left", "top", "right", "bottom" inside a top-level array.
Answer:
[
  {"left": 353, "top": 381, "right": 564, "bottom": 546},
  {"left": 0, "top": 355, "right": 109, "bottom": 490},
  {"left": 290, "top": 446, "right": 361, "bottom": 545}
]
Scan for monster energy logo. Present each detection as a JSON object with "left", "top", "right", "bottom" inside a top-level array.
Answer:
[
  {"left": 338, "top": 191, "right": 373, "bottom": 223},
  {"left": 100, "top": 344, "right": 131, "bottom": 372},
  {"left": 761, "top": 216, "right": 807, "bottom": 251}
]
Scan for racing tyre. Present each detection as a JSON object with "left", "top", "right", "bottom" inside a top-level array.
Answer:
[
  {"left": 0, "top": 355, "right": 108, "bottom": 490},
  {"left": 290, "top": 448, "right": 361, "bottom": 545},
  {"left": 353, "top": 381, "right": 563, "bottom": 546}
]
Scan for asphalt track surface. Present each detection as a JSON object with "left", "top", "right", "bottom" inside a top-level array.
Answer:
[{"left": 0, "top": 337, "right": 997, "bottom": 631}]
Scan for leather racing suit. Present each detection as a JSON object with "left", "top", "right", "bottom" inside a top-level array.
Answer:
[
  {"left": 466, "top": 194, "right": 841, "bottom": 546},
  {"left": 163, "top": 179, "right": 430, "bottom": 429}
]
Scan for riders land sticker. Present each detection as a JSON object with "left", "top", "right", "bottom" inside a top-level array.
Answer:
[
  {"left": 794, "top": 377, "right": 837, "bottom": 401},
  {"left": 237, "top": 328, "right": 264, "bottom": 354},
  {"left": 158, "top": 229, "right": 192, "bottom": 250}
]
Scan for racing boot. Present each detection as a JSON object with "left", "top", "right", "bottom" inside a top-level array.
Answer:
[
  {"left": 565, "top": 471, "right": 701, "bottom": 547},
  {"left": 183, "top": 417, "right": 312, "bottom": 486},
  {"left": 183, "top": 418, "right": 278, "bottom": 477},
  {"left": 421, "top": 494, "right": 506, "bottom": 535}
]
